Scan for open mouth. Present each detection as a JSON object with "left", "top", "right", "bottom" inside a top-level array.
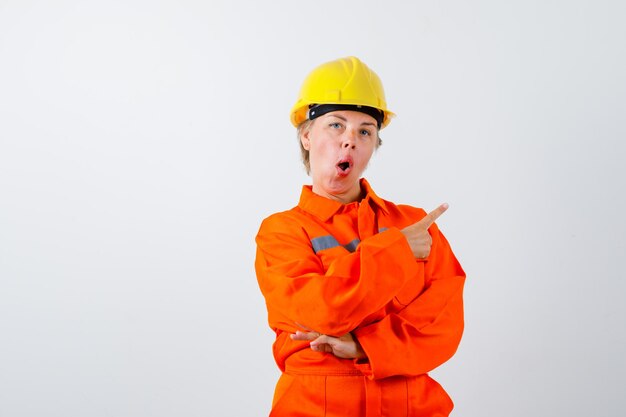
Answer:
[{"left": 336, "top": 157, "right": 353, "bottom": 175}]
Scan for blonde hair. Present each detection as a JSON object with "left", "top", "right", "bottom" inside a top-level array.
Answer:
[{"left": 297, "top": 119, "right": 382, "bottom": 175}]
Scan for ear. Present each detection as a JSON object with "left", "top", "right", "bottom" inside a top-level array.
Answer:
[{"left": 300, "top": 128, "right": 311, "bottom": 151}]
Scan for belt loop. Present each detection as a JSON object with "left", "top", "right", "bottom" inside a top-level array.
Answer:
[{"left": 364, "top": 377, "right": 381, "bottom": 417}]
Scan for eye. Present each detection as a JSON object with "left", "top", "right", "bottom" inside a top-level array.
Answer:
[
  {"left": 329, "top": 122, "right": 342, "bottom": 129},
  {"left": 360, "top": 129, "right": 372, "bottom": 136}
]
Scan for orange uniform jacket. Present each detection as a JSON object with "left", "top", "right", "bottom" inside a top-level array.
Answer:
[{"left": 256, "top": 179, "right": 465, "bottom": 416}]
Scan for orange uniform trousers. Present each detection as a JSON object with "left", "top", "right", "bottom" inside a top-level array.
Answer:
[
  {"left": 256, "top": 179, "right": 465, "bottom": 416},
  {"left": 271, "top": 368, "right": 453, "bottom": 417}
]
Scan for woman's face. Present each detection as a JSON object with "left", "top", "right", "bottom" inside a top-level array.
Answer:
[{"left": 300, "top": 110, "right": 378, "bottom": 203}]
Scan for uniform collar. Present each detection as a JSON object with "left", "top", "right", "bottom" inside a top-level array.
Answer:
[{"left": 298, "top": 178, "right": 389, "bottom": 222}]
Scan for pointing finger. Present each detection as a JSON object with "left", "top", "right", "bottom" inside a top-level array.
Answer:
[{"left": 416, "top": 203, "right": 449, "bottom": 229}]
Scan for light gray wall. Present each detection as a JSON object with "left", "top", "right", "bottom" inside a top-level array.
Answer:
[{"left": 1, "top": 1, "right": 624, "bottom": 416}]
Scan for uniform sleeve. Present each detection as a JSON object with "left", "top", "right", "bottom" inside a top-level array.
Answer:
[
  {"left": 352, "top": 224, "right": 466, "bottom": 379},
  {"left": 255, "top": 213, "right": 420, "bottom": 337}
]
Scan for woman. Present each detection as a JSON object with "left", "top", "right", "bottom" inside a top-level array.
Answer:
[{"left": 255, "top": 56, "right": 466, "bottom": 416}]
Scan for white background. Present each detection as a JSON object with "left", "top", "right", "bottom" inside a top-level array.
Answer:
[{"left": 1, "top": 1, "right": 625, "bottom": 416}]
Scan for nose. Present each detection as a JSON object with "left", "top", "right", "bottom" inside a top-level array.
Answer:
[{"left": 341, "top": 130, "right": 357, "bottom": 149}]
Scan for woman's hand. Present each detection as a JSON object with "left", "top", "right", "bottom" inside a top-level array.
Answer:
[
  {"left": 401, "top": 203, "right": 448, "bottom": 259},
  {"left": 291, "top": 329, "right": 366, "bottom": 359}
]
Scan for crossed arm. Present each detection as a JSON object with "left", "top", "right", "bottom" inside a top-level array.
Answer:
[
  {"left": 291, "top": 204, "right": 453, "bottom": 361},
  {"left": 257, "top": 202, "right": 464, "bottom": 378}
]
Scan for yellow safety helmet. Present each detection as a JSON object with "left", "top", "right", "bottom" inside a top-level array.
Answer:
[{"left": 290, "top": 56, "right": 395, "bottom": 129}]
